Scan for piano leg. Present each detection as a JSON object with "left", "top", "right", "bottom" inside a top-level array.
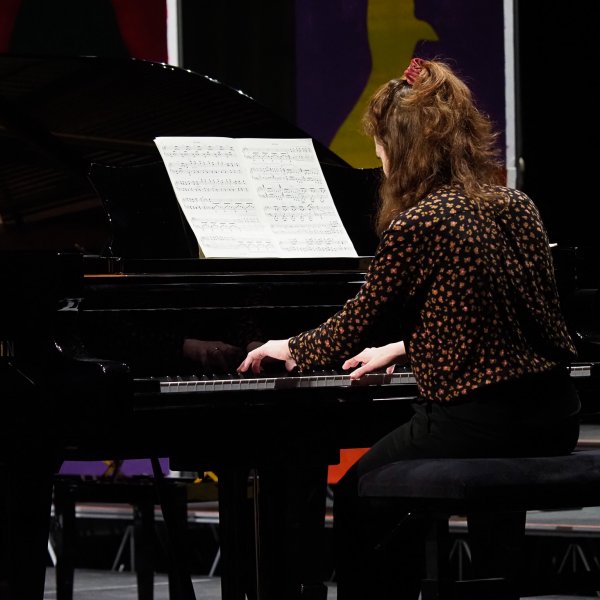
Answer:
[
  {"left": 149, "top": 458, "right": 197, "bottom": 600},
  {"left": 253, "top": 464, "right": 329, "bottom": 600},
  {"left": 52, "top": 483, "right": 77, "bottom": 600},
  {"left": 217, "top": 467, "right": 256, "bottom": 600},
  {"left": 1, "top": 363, "right": 62, "bottom": 600},
  {"left": 216, "top": 463, "right": 329, "bottom": 600},
  {"left": 0, "top": 450, "right": 60, "bottom": 600},
  {"left": 174, "top": 447, "right": 334, "bottom": 600}
]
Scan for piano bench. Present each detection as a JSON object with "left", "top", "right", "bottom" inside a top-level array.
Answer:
[
  {"left": 357, "top": 449, "right": 600, "bottom": 600},
  {"left": 50, "top": 475, "right": 191, "bottom": 600}
]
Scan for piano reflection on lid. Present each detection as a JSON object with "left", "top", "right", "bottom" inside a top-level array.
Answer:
[{"left": 180, "top": 339, "right": 286, "bottom": 373}]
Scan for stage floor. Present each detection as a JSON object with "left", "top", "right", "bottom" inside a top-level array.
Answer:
[
  {"left": 42, "top": 568, "right": 334, "bottom": 599},
  {"left": 42, "top": 568, "right": 598, "bottom": 600}
]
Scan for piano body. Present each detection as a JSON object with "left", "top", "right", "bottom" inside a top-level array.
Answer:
[
  {"left": 0, "top": 54, "right": 409, "bottom": 600},
  {"left": 0, "top": 55, "right": 598, "bottom": 600}
]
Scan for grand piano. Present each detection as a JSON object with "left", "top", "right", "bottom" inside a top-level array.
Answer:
[{"left": 1, "top": 55, "right": 599, "bottom": 600}]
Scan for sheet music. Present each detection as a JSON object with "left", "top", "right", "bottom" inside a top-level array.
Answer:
[{"left": 154, "top": 137, "right": 358, "bottom": 258}]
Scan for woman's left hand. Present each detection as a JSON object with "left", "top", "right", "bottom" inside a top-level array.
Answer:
[
  {"left": 237, "top": 339, "right": 297, "bottom": 374},
  {"left": 342, "top": 341, "right": 407, "bottom": 380}
]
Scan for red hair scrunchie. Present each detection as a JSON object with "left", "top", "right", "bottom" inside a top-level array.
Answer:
[{"left": 403, "top": 57, "right": 425, "bottom": 86}]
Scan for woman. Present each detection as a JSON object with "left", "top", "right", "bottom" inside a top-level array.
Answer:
[{"left": 238, "top": 58, "right": 580, "bottom": 598}]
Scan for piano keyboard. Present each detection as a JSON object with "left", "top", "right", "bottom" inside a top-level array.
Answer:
[
  {"left": 138, "top": 369, "right": 417, "bottom": 394},
  {"left": 135, "top": 362, "right": 597, "bottom": 394},
  {"left": 569, "top": 363, "right": 594, "bottom": 377}
]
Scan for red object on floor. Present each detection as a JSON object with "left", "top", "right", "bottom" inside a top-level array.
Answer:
[{"left": 328, "top": 448, "right": 369, "bottom": 484}]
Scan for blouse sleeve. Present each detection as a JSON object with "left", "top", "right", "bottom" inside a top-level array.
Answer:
[{"left": 288, "top": 215, "right": 427, "bottom": 371}]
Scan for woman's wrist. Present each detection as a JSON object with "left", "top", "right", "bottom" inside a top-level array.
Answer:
[{"left": 387, "top": 341, "right": 406, "bottom": 358}]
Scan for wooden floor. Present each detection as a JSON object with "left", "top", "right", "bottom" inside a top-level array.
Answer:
[{"left": 41, "top": 568, "right": 599, "bottom": 600}]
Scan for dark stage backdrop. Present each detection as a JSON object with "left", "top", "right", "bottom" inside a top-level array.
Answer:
[
  {"left": 516, "top": 0, "right": 599, "bottom": 258},
  {"left": 295, "top": 0, "right": 506, "bottom": 169},
  {"left": 0, "top": 0, "right": 508, "bottom": 171},
  {"left": 180, "top": 0, "right": 507, "bottom": 170},
  {"left": 0, "top": 0, "right": 167, "bottom": 61}
]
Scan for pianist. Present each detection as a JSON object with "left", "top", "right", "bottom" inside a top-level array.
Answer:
[{"left": 238, "top": 58, "right": 580, "bottom": 599}]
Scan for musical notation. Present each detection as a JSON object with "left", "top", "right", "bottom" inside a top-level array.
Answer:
[{"left": 154, "top": 136, "right": 358, "bottom": 258}]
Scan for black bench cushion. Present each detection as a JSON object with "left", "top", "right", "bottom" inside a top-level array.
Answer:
[{"left": 358, "top": 450, "right": 600, "bottom": 511}]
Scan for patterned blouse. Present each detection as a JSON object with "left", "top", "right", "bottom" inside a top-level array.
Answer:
[{"left": 288, "top": 184, "right": 577, "bottom": 403}]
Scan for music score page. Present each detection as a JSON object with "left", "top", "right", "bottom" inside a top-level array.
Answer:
[{"left": 154, "top": 137, "right": 358, "bottom": 258}]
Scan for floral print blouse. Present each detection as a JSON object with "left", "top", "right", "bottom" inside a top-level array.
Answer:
[{"left": 288, "top": 185, "right": 577, "bottom": 403}]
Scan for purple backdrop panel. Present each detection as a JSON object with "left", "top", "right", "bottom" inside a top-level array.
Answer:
[
  {"left": 58, "top": 458, "right": 170, "bottom": 477},
  {"left": 295, "top": 0, "right": 370, "bottom": 148},
  {"left": 296, "top": 0, "right": 506, "bottom": 159}
]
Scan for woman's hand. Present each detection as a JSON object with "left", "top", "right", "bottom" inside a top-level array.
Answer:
[
  {"left": 237, "top": 339, "right": 297, "bottom": 374},
  {"left": 342, "top": 341, "right": 407, "bottom": 380}
]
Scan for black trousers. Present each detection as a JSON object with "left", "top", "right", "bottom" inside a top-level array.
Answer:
[{"left": 333, "top": 368, "right": 581, "bottom": 599}]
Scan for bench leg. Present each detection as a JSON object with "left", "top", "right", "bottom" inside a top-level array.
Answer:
[
  {"left": 467, "top": 510, "right": 526, "bottom": 584},
  {"left": 420, "top": 514, "right": 519, "bottom": 600}
]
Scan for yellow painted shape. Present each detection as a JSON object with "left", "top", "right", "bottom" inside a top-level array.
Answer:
[{"left": 330, "top": 0, "right": 437, "bottom": 167}]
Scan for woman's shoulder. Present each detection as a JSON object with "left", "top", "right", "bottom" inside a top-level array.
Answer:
[
  {"left": 487, "top": 184, "right": 532, "bottom": 204},
  {"left": 415, "top": 184, "right": 474, "bottom": 214},
  {"left": 389, "top": 184, "right": 534, "bottom": 230},
  {"left": 386, "top": 186, "right": 461, "bottom": 234}
]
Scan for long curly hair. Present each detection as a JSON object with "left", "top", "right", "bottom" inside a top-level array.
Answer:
[{"left": 362, "top": 59, "right": 504, "bottom": 235}]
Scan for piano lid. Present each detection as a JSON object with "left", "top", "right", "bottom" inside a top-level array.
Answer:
[{"left": 0, "top": 54, "right": 372, "bottom": 256}]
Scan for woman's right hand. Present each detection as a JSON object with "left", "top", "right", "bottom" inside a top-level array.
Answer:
[
  {"left": 342, "top": 341, "right": 407, "bottom": 380},
  {"left": 237, "top": 339, "right": 297, "bottom": 374}
]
